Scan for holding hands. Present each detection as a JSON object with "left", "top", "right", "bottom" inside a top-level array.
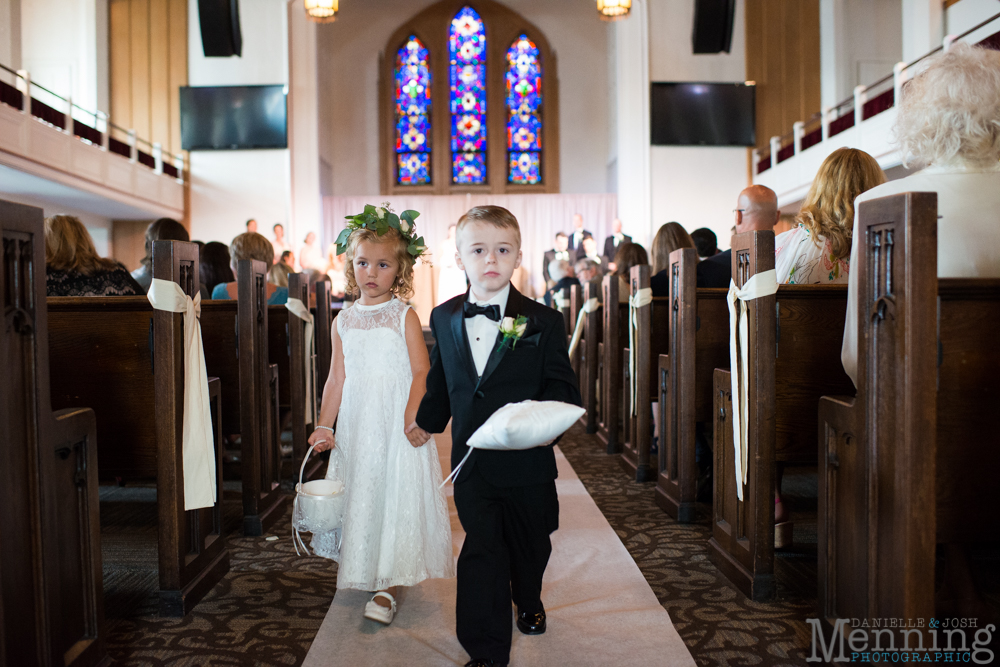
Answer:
[
  {"left": 405, "top": 416, "right": 432, "bottom": 448},
  {"left": 308, "top": 426, "right": 337, "bottom": 452}
]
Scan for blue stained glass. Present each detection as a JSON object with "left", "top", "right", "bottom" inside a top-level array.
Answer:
[
  {"left": 506, "top": 35, "right": 543, "bottom": 184},
  {"left": 450, "top": 7, "right": 486, "bottom": 184},
  {"left": 398, "top": 153, "right": 431, "bottom": 186},
  {"left": 453, "top": 152, "right": 486, "bottom": 185},
  {"left": 508, "top": 151, "right": 541, "bottom": 185},
  {"left": 395, "top": 36, "right": 431, "bottom": 186}
]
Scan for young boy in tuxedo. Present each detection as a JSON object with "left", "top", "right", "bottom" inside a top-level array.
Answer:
[{"left": 407, "top": 206, "right": 582, "bottom": 667}]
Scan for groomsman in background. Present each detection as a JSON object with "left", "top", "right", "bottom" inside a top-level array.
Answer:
[
  {"left": 603, "top": 218, "right": 631, "bottom": 271},
  {"left": 567, "top": 213, "right": 592, "bottom": 258},
  {"left": 542, "top": 232, "right": 572, "bottom": 287}
]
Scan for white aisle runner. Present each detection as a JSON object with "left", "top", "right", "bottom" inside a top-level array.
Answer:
[{"left": 303, "top": 432, "right": 696, "bottom": 667}]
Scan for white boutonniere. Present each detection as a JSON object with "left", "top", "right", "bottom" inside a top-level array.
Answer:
[{"left": 498, "top": 315, "right": 528, "bottom": 350}]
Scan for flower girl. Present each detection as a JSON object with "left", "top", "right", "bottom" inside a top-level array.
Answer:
[{"left": 308, "top": 205, "right": 454, "bottom": 624}]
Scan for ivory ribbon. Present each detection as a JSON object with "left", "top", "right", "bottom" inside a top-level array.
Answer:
[
  {"left": 628, "top": 287, "right": 653, "bottom": 416},
  {"left": 285, "top": 298, "right": 315, "bottom": 425},
  {"left": 567, "top": 297, "right": 600, "bottom": 358},
  {"left": 147, "top": 279, "right": 217, "bottom": 511},
  {"left": 726, "top": 269, "right": 778, "bottom": 501},
  {"left": 554, "top": 294, "right": 570, "bottom": 310}
]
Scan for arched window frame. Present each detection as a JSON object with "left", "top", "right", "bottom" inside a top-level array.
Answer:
[{"left": 380, "top": 0, "right": 559, "bottom": 195}]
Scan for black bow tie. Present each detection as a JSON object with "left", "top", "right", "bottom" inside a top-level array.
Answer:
[{"left": 463, "top": 302, "right": 501, "bottom": 321}]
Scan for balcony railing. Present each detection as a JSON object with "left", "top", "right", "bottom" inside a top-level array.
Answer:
[
  {"left": 0, "top": 63, "right": 185, "bottom": 181},
  {"left": 754, "top": 11, "right": 1000, "bottom": 176}
]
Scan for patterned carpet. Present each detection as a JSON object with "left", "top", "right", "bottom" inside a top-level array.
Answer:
[{"left": 99, "top": 425, "right": 831, "bottom": 666}]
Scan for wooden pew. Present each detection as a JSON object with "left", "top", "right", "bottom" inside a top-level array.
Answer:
[
  {"left": 818, "top": 192, "right": 1000, "bottom": 635},
  {"left": 578, "top": 277, "right": 602, "bottom": 433},
  {"left": 315, "top": 280, "right": 334, "bottom": 393},
  {"left": 597, "top": 274, "right": 628, "bottom": 454},
  {"left": 2, "top": 199, "right": 109, "bottom": 665},
  {"left": 268, "top": 273, "right": 319, "bottom": 479},
  {"left": 567, "top": 283, "right": 582, "bottom": 379},
  {"left": 656, "top": 248, "right": 729, "bottom": 522},
  {"left": 708, "top": 231, "right": 854, "bottom": 601},
  {"left": 48, "top": 240, "right": 230, "bottom": 616},
  {"left": 201, "top": 259, "right": 286, "bottom": 537},
  {"left": 619, "top": 265, "right": 670, "bottom": 482}
]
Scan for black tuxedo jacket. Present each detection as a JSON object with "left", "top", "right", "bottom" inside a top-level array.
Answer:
[
  {"left": 567, "top": 230, "right": 593, "bottom": 253},
  {"left": 697, "top": 249, "right": 732, "bottom": 288},
  {"left": 603, "top": 234, "right": 632, "bottom": 262},
  {"left": 416, "top": 286, "right": 582, "bottom": 487}
]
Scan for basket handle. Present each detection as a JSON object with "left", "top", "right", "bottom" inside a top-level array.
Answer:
[{"left": 299, "top": 442, "right": 324, "bottom": 488}]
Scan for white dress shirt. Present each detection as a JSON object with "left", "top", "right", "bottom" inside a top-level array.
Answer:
[
  {"left": 613, "top": 233, "right": 624, "bottom": 247},
  {"left": 466, "top": 283, "right": 510, "bottom": 377},
  {"left": 572, "top": 230, "right": 586, "bottom": 248},
  {"left": 554, "top": 250, "right": 570, "bottom": 262}
]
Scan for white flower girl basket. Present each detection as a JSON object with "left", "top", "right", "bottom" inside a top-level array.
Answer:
[{"left": 292, "top": 443, "right": 347, "bottom": 556}]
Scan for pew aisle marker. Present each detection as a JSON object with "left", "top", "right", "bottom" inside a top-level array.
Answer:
[
  {"left": 726, "top": 270, "right": 778, "bottom": 501},
  {"left": 147, "top": 278, "right": 217, "bottom": 510},
  {"left": 628, "top": 287, "right": 653, "bottom": 416},
  {"left": 567, "top": 297, "right": 599, "bottom": 357},
  {"left": 286, "top": 298, "right": 316, "bottom": 424}
]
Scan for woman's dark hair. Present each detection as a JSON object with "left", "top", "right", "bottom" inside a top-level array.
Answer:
[
  {"left": 141, "top": 218, "right": 189, "bottom": 270},
  {"left": 612, "top": 242, "right": 648, "bottom": 278},
  {"left": 200, "top": 241, "right": 235, "bottom": 293}
]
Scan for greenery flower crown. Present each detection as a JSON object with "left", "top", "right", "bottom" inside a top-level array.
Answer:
[{"left": 334, "top": 202, "right": 428, "bottom": 260}]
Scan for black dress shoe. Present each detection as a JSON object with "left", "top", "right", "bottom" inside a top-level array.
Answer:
[
  {"left": 516, "top": 607, "right": 547, "bottom": 635},
  {"left": 464, "top": 660, "right": 507, "bottom": 667}
]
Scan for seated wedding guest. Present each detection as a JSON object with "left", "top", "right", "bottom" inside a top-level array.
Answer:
[
  {"left": 131, "top": 217, "right": 189, "bottom": 292},
  {"left": 269, "top": 261, "right": 291, "bottom": 288},
  {"left": 299, "top": 231, "right": 324, "bottom": 271},
  {"left": 611, "top": 241, "right": 648, "bottom": 303},
  {"left": 212, "top": 232, "right": 289, "bottom": 305},
  {"left": 603, "top": 218, "right": 632, "bottom": 269},
  {"left": 568, "top": 212, "right": 593, "bottom": 256},
  {"left": 650, "top": 222, "right": 697, "bottom": 296},
  {"left": 843, "top": 42, "right": 1000, "bottom": 387},
  {"left": 690, "top": 228, "right": 718, "bottom": 259},
  {"left": 574, "top": 257, "right": 603, "bottom": 283},
  {"left": 272, "top": 223, "right": 292, "bottom": 264},
  {"left": 698, "top": 185, "right": 780, "bottom": 288},
  {"left": 200, "top": 241, "right": 235, "bottom": 300},
  {"left": 543, "top": 258, "right": 581, "bottom": 307},
  {"left": 542, "top": 231, "right": 572, "bottom": 286},
  {"left": 775, "top": 148, "right": 885, "bottom": 285},
  {"left": 280, "top": 249, "right": 295, "bottom": 269},
  {"left": 45, "top": 215, "right": 142, "bottom": 297}
]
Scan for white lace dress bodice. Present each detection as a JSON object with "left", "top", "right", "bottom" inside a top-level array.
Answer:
[{"left": 312, "top": 297, "right": 455, "bottom": 589}]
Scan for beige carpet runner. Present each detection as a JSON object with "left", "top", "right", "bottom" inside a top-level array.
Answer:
[{"left": 303, "top": 431, "right": 696, "bottom": 666}]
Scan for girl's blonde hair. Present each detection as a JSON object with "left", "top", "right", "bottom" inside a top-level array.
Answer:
[
  {"left": 794, "top": 148, "right": 886, "bottom": 260},
  {"left": 45, "top": 215, "right": 120, "bottom": 276},
  {"left": 344, "top": 228, "right": 415, "bottom": 300},
  {"left": 650, "top": 222, "right": 696, "bottom": 274}
]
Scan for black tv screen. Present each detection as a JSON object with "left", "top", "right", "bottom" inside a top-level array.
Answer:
[
  {"left": 650, "top": 82, "right": 755, "bottom": 147},
  {"left": 180, "top": 85, "right": 287, "bottom": 150}
]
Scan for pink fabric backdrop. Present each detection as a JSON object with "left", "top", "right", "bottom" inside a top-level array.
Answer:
[{"left": 323, "top": 193, "right": 619, "bottom": 300}]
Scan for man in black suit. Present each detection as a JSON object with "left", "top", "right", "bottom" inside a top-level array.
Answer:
[
  {"left": 695, "top": 185, "right": 780, "bottom": 288},
  {"left": 409, "top": 206, "right": 581, "bottom": 667},
  {"left": 602, "top": 218, "right": 631, "bottom": 268},
  {"left": 567, "top": 213, "right": 592, "bottom": 258},
  {"left": 542, "top": 232, "right": 571, "bottom": 286}
]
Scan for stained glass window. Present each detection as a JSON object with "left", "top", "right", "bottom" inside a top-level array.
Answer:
[
  {"left": 449, "top": 7, "right": 487, "bottom": 184},
  {"left": 395, "top": 36, "right": 431, "bottom": 186},
  {"left": 506, "top": 35, "right": 542, "bottom": 185}
]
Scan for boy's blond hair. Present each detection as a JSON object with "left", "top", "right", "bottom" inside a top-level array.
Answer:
[
  {"left": 344, "top": 228, "right": 415, "bottom": 300},
  {"left": 455, "top": 206, "right": 521, "bottom": 248},
  {"left": 230, "top": 232, "right": 275, "bottom": 270}
]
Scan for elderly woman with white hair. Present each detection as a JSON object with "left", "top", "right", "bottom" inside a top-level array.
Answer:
[{"left": 842, "top": 43, "right": 1000, "bottom": 385}]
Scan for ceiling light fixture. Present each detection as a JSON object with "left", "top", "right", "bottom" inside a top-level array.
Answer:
[
  {"left": 304, "top": 0, "right": 337, "bottom": 23},
  {"left": 597, "top": 0, "right": 631, "bottom": 22}
]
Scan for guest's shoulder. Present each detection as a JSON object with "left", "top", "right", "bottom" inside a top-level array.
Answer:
[{"left": 211, "top": 282, "right": 231, "bottom": 300}]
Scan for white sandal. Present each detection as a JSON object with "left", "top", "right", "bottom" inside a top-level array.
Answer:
[{"left": 364, "top": 591, "right": 397, "bottom": 625}]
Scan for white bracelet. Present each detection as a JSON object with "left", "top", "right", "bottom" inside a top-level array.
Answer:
[{"left": 316, "top": 425, "right": 334, "bottom": 433}]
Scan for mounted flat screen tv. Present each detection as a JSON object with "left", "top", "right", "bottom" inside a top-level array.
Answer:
[
  {"left": 650, "top": 82, "right": 755, "bottom": 147},
  {"left": 180, "top": 85, "right": 287, "bottom": 150}
]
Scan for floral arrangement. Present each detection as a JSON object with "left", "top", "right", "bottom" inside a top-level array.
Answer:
[
  {"left": 498, "top": 315, "right": 528, "bottom": 350},
  {"left": 335, "top": 202, "right": 428, "bottom": 260}
]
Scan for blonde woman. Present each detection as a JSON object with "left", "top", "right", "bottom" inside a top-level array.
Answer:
[
  {"left": 45, "top": 215, "right": 143, "bottom": 297},
  {"left": 774, "top": 148, "right": 885, "bottom": 285},
  {"left": 649, "top": 222, "right": 697, "bottom": 296}
]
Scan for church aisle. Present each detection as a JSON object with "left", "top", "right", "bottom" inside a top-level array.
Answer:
[{"left": 303, "top": 428, "right": 696, "bottom": 667}]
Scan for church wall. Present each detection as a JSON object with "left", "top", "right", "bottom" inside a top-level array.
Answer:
[
  {"left": 820, "top": 0, "right": 902, "bottom": 109},
  {"left": 0, "top": 0, "right": 22, "bottom": 70},
  {"left": 316, "top": 0, "right": 610, "bottom": 197},
  {"left": 646, "top": 0, "right": 750, "bottom": 250}
]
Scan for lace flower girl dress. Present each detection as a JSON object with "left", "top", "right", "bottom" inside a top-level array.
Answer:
[{"left": 312, "top": 297, "right": 455, "bottom": 590}]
